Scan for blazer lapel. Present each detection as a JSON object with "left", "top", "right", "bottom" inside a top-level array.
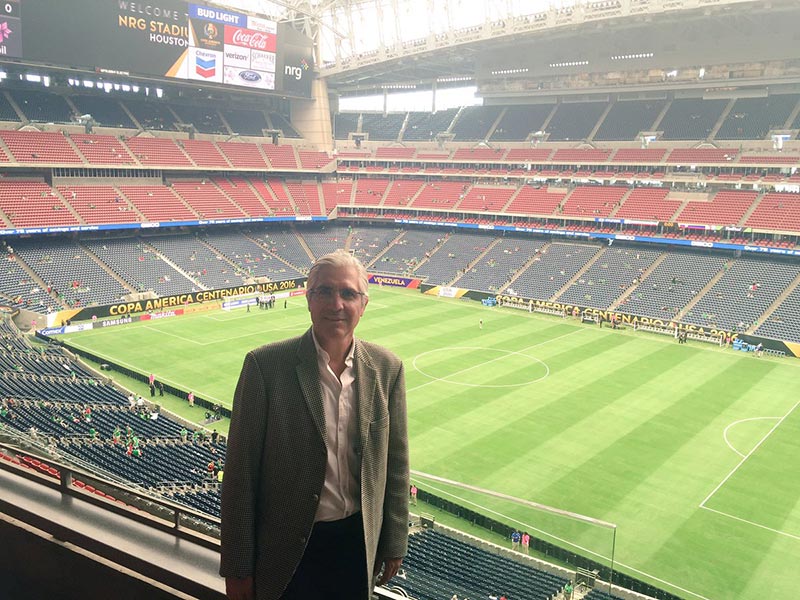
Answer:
[
  {"left": 354, "top": 340, "right": 377, "bottom": 455},
  {"left": 296, "top": 329, "right": 327, "bottom": 448}
]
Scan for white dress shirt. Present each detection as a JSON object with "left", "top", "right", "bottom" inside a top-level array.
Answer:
[{"left": 312, "top": 332, "right": 361, "bottom": 522}]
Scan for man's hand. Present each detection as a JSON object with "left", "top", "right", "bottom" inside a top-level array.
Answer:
[
  {"left": 374, "top": 557, "right": 403, "bottom": 586},
  {"left": 225, "top": 575, "right": 254, "bottom": 600}
]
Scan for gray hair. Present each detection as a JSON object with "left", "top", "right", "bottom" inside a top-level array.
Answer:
[{"left": 307, "top": 250, "right": 369, "bottom": 295}]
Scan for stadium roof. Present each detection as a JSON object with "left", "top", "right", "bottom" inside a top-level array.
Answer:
[{"left": 220, "top": 0, "right": 800, "bottom": 96}]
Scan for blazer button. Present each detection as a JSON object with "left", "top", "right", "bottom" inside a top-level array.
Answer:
[
  {"left": 300, "top": 536, "right": 307, "bottom": 544},
  {"left": 312, "top": 493, "right": 319, "bottom": 502}
]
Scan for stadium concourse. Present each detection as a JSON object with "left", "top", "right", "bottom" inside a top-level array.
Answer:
[{"left": 2, "top": 0, "right": 800, "bottom": 598}]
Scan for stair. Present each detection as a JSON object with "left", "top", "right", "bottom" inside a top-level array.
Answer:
[
  {"left": 449, "top": 238, "right": 501, "bottom": 286},
  {"left": 675, "top": 259, "right": 734, "bottom": 321},
  {"left": 746, "top": 270, "right": 800, "bottom": 334},
  {"left": 608, "top": 252, "right": 668, "bottom": 311},
  {"left": 552, "top": 245, "right": 605, "bottom": 301},
  {"left": 498, "top": 242, "right": 552, "bottom": 294}
]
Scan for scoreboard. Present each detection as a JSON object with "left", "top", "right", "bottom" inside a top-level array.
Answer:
[{"left": 0, "top": 0, "right": 314, "bottom": 97}]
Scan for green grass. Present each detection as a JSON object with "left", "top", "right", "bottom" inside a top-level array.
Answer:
[{"left": 59, "top": 286, "right": 800, "bottom": 600}]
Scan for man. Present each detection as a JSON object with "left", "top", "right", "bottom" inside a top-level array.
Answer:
[{"left": 220, "top": 250, "right": 409, "bottom": 600}]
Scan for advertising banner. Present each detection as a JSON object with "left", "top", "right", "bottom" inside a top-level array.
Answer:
[{"left": 16, "top": 1, "right": 310, "bottom": 95}]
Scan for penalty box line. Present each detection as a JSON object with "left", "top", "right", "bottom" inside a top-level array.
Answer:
[{"left": 700, "top": 398, "right": 800, "bottom": 511}]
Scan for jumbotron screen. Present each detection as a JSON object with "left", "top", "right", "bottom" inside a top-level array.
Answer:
[{"left": 0, "top": 0, "right": 314, "bottom": 97}]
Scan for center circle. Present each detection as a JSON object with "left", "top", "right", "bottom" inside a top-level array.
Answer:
[{"left": 413, "top": 346, "right": 549, "bottom": 388}]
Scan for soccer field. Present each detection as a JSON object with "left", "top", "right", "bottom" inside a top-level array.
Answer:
[{"left": 60, "top": 286, "right": 800, "bottom": 599}]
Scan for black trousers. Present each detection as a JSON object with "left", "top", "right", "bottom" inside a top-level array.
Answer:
[{"left": 280, "top": 512, "right": 368, "bottom": 600}]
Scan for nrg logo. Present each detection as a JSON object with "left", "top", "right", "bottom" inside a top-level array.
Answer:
[{"left": 284, "top": 58, "right": 309, "bottom": 80}]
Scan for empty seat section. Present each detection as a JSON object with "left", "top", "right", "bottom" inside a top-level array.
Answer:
[
  {"left": 212, "top": 176, "right": 271, "bottom": 217},
  {"left": 659, "top": 98, "right": 728, "bottom": 140},
  {"left": 258, "top": 179, "right": 296, "bottom": 213},
  {"left": 321, "top": 180, "right": 353, "bottom": 213},
  {"left": 57, "top": 185, "right": 140, "bottom": 225},
  {"left": 300, "top": 224, "right": 351, "bottom": 257},
  {"left": 558, "top": 246, "right": 661, "bottom": 309},
  {"left": 333, "top": 113, "right": 360, "bottom": 139},
  {"left": 261, "top": 144, "right": 298, "bottom": 169},
  {"left": 72, "top": 95, "right": 135, "bottom": 128},
  {"left": 285, "top": 182, "right": 322, "bottom": 215},
  {"left": 171, "top": 181, "right": 246, "bottom": 220},
  {"left": 217, "top": 141, "right": 269, "bottom": 169},
  {"left": 84, "top": 238, "right": 193, "bottom": 296},
  {"left": 546, "top": 102, "right": 606, "bottom": 141},
  {"left": 124, "top": 137, "right": 193, "bottom": 167},
  {"left": 298, "top": 151, "right": 333, "bottom": 169},
  {"left": 0, "top": 130, "right": 83, "bottom": 164},
  {"left": 561, "top": 186, "right": 628, "bottom": 218},
  {"left": 505, "top": 185, "right": 565, "bottom": 216},
  {"left": 360, "top": 113, "right": 405, "bottom": 141},
  {"left": 220, "top": 108, "right": 268, "bottom": 136},
  {"left": 0, "top": 180, "right": 80, "bottom": 228},
  {"left": 594, "top": 99, "right": 666, "bottom": 141},
  {"left": 715, "top": 94, "right": 799, "bottom": 140},
  {"left": 353, "top": 178, "right": 389, "bottom": 206},
  {"left": 180, "top": 140, "right": 231, "bottom": 168},
  {"left": 457, "top": 186, "right": 514, "bottom": 213},
  {"left": 450, "top": 105, "right": 503, "bottom": 141},
  {"left": 119, "top": 185, "right": 197, "bottom": 222},
  {"left": 675, "top": 190, "right": 756, "bottom": 226},
  {"left": 615, "top": 188, "right": 681, "bottom": 222},
  {"left": 267, "top": 112, "right": 301, "bottom": 138},
  {"left": 512, "top": 243, "right": 600, "bottom": 300},
  {"left": 124, "top": 98, "right": 180, "bottom": 131},
  {"left": 383, "top": 180, "right": 424, "bottom": 208},
  {"left": 411, "top": 181, "right": 465, "bottom": 210},
  {"left": 403, "top": 109, "right": 457, "bottom": 141},
  {"left": 745, "top": 192, "right": 800, "bottom": 232},
  {"left": 13, "top": 237, "right": 129, "bottom": 307},
  {"left": 70, "top": 133, "right": 136, "bottom": 165},
  {"left": 11, "top": 89, "right": 73, "bottom": 123},
  {"left": 169, "top": 104, "right": 227, "bottom": 134},
  {"left": 490, "top": 104, "right": 554, "bottom": 142}
]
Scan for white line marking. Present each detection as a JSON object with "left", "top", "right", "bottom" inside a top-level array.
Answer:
[
  {"left": 700, "top": 506, "right": 800, "bottom": 542},
  {"left": 62, "top": 340, "right": 227, "bottom": 404},
  {"left": 407, "top": 328, "right": 583, "bottom": 394},
  {"left": 722, "top": 417, "right": 780, "bottom": 458},
  {"left": 413, "top": 478, "right": 711, "bottom": 600},
  {"left": 412, "top": 346, "right": 549, "bottom": 388},
  {"left": 701, "top": 399, "right": 800, "bottom": 508},
  {"left": 141, "top": 325, "right": 202, "bottom": 345}
]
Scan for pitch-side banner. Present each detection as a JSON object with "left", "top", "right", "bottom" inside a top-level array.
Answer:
[
  {"left": 61, "top": 279, "right": 305, "bottom": 321},
  {"left": 368, "top": 275, "right": 421, "bottom": 289}
]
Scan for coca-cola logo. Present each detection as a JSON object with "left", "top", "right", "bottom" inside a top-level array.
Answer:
[
  {"left": 225, "top": 26, "right": 276, "bottom": 52},
  {"left": 232, "top": 29, "right": 268, "bottom": 50}
]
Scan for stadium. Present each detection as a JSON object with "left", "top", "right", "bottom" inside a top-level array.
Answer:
[{"left": 1, "top": 0, "right": 799, "bottom": 598}]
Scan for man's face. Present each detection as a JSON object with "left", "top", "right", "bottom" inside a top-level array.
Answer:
[{"left": 307, "top": 264, "right": 368, "bottom": 347}]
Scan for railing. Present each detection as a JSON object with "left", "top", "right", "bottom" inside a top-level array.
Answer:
[{"left": 0, "top": 438, "right": 221, "bottom": 548}]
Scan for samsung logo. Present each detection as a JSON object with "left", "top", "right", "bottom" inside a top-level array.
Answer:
[{"left": 239, "top": 70, "right": 261, "bottom": 82}]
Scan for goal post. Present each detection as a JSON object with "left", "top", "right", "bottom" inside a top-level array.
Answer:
[{"left": 221, "top": 292, "right": 261, "bottom": 311}]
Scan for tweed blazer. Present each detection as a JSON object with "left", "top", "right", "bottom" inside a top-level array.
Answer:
[{"left": 219, "top": 328, "right": 409, "bottom": 600}]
